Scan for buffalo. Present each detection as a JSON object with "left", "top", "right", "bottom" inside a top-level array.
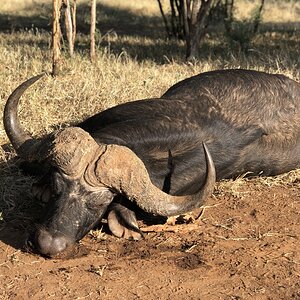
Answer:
[{"left": 3, "top": 69, "right": 300, "bottom": 257}]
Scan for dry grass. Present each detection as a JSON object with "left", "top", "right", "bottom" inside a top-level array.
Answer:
[
  {"left": 216, "top": 168, "right": 300, "bottom": 200},
  {"left": 0, "top": 0, "right": 299, "bottom": 223},
  {"left": 235, "top": 0, "right": 300, "bottom": 23}
]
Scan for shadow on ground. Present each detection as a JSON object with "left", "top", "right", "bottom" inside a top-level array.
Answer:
[
  {"left": 0, "top": 146, "right": 41, "bottom": 251},
  {"left": 0, "top": 2, "right": 299, "bottom": 64},
  {"left": 0, "top": 2, "right": 165, "bottom": 38}
]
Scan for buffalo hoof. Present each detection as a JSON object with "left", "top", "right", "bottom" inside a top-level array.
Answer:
[{"left": 107, "top": 203, "right": 143, "bottom": 240}]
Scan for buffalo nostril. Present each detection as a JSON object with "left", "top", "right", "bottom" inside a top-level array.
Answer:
[
  {"left": 36, "top": 230, "right": 71, "bottom": 256},
  {"left": 51, "top": 236, "right": 69, "bottom": 254}
]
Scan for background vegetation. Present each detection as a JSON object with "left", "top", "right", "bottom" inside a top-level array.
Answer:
[{"left": 0, "top": 0, "right": 299, "bottom": 222}]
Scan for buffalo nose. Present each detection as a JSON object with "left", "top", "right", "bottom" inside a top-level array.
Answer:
[{"left": 35, "top": 229, "right": 71, "bottom": 256}]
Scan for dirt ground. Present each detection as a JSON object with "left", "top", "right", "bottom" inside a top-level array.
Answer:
[{"left": 0, "top": 177, "right": 299, "bottom": 300}]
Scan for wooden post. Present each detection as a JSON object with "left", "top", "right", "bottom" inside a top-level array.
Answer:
[
  {"left": 90, "top": 0, "right": 96, "bottom": 62},
  {"left": 52, "top": 0, "right": 62, "bottom": 76}
]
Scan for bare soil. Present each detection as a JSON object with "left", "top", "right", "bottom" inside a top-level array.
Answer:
[{"left": 0, "top": 179, "right": 299, "bottom": 300}]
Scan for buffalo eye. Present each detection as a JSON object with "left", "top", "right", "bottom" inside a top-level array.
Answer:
[
  {"left": 86, "top": 196, "right": 102, "bottom": 210},
  {"left": 85, "top": 192, "right": 110, "bottom": 211}
]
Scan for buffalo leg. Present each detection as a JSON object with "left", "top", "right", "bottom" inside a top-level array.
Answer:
[{"left": 107, "top": 202, "right": 143, "bottom": 240}]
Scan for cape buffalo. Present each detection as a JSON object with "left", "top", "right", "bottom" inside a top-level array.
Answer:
[{"left": 3, "top": 69, "right": 300, "bottom": 256}]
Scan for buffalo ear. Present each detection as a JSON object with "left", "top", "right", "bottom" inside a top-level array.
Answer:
[{"left": 19, "top": 161, "right": 53, "bottom": 203}]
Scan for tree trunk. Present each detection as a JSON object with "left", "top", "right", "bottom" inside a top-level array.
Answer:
[
  {"left": 157, "top": 0, "right": 218, "bottom": 61},
  {"left": 186, "top": 0, "right": 213, "bottom": 61},
  {"left": 63, "top": 0, "right": 74, "bottom": 57},
  {"left": 71, "top": 0, "right": 77, "bottom": 47},
  {"left": 253, "top": 0, "right": 265, "bottom": 34},
  {"left": 52, "top": 0, "right": 62, "bottom": 76},
  {"left": 157, "top": 0, "right": 171, "bottom": 38},
  {"left": 90, "top": 0, "right": 96, "bottom": 62}
]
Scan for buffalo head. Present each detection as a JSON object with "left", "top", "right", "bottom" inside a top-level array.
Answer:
[{"left": 3, "top": 74, "right": 216, "bottom": 256}]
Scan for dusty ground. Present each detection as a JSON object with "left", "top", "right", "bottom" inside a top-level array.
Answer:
[
  {"left": 0, "top": 1, "right": 299, "bottom": 299},
  {"left": 0, "top": 176, "right": 299, "bottom": 300}
]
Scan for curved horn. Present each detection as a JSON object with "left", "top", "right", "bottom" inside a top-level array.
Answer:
[
  {"left": 4, "top": 74, "right": 45, "bottom": 155},
  {"left": 93, "top": 142, "right": 216, "bottom": 216}
]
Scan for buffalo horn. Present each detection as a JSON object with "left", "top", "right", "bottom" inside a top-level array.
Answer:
[
  {"left": 4, "top": 74, "right": 45, "bottom": 156},
  {"left": 93, "top": 142, "right": 216, "bottom": 216}
]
